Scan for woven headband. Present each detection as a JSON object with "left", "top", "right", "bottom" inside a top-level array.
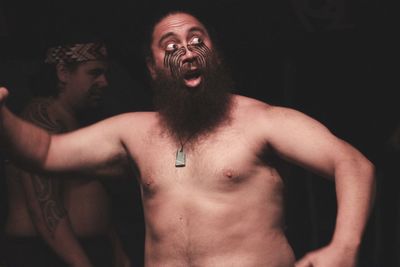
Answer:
[{"left": 45, "top": 42, "right": 107, "bottom": 64}]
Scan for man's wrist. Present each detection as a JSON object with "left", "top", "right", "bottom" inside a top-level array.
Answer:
[{"left": 331, "top": 235, "right": 362, "bottom": 251}]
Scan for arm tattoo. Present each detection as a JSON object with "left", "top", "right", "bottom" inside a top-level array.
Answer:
[
  {"left": 31, "top": 174, "right": 67, "bottom": 236},
  {"left": 22, "top": 99, "right": 68, "bottom": 237}
]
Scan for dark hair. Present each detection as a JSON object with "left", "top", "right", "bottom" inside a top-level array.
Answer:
[
  {"left": 29, "top": 62, "right": 80, "bottom": 97},
  {"left": 141, "top": 7, "right": 221, "bottom": 64},
  {"left": 30, "top": 35, "right": 107, "bottom": 97}
]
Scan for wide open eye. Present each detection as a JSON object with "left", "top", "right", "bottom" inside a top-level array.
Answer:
[
  {"left": 189, "top": 36, "right": 203, "bottom": 45},
  {"left": 166, "top": 43, "right": 179, "bottom": 52}
]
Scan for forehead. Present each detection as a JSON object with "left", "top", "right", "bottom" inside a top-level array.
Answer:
[{"left": 152, "top": 13, "right": 208, "bottom": 42}]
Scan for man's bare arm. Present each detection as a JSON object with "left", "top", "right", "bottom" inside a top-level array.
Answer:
[
  {"left": 1, "top": 88, "right": 51, "bottom": 170},
  {"left": 261, "top": 106, "right": 375, "bottom": 267},
  {"left": 1, "top": 87, "right": 128, "bottom": 177}
]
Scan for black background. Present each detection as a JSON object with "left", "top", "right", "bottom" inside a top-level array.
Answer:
[{"left": 0, "top": 0, "right": 398, "bottom": 266}]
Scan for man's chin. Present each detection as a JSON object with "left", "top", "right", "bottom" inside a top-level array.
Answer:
[{"left": 86, "top": 99, "right": 103, "bottom": 110}]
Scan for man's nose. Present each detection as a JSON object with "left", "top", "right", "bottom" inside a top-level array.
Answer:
[
  {"left": 181, "top": 46, "right": 196, "bottom": 64},
  {"left": 97, "top": 74, "right": 108, "bottom": 87}
]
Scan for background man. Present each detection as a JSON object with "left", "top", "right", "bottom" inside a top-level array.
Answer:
[
  {"left": 2, "top": 41, "right": 131, "bottom": 267},
  {"left": 0, "top": 11, "right": 375, "bottom": 267}
]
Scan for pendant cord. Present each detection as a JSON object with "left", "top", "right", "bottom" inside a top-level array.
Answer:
[
  {"left": 178, "top": 134, "right": 192, "bottom": 152},
  {"left": 175, "top": 134, "right": 194, "bottom": 167},
  {"left": 175, "top": 137, "right": 188, "bottom": 167}
]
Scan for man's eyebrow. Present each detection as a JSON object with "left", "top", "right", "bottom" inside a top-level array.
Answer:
[
  {"left": 158, "top": 32, "right": 176, "bottom": 47},
  {"left": 188, "top": 26, "right": 207, "bottom": 35}
]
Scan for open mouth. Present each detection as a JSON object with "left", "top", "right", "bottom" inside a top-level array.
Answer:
[{"left": 183, "top": 69, "right": 202, "bottom": 88}]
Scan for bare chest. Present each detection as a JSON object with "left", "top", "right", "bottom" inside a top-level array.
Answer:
[{"left": 133, "top": 130, "right": 283, "bottom": 199}]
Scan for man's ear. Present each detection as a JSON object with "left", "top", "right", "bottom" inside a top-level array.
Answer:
[
  {"left": 56, "top": 63, "right": 69, "bottom": 83},
  {"left": 146, "top": 57, "right": 157, "bottom": 79}
]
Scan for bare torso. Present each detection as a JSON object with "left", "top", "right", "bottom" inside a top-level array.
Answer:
[
  {"left": 124, "top": 95, "right": 295, "bottom": 267},
  {"left": 5, "top": 175, "right": 111, "bottom": 236},
  {"left": 5, "top": 98, "right": 111, "bottom": 237}
]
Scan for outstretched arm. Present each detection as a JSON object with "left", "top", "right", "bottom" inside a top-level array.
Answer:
[
  {"left": 0, "top": 87, "right": 51, "bottom": 170},
  {"left": 263, "top": 106, "right": 375, "bottom": 267},
  {"left": 0, "top": 87, "right": 129, "bottom": 177}
]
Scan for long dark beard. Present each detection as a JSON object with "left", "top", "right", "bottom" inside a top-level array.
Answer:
[{"left": 152, "top": 52, "right": 234, "bottom": 142}]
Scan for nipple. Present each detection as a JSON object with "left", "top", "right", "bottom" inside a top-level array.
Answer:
[{"left": 223, "top": 169, "right": 234, "bottom": 179}]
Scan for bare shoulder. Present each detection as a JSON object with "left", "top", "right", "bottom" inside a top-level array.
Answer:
[
  {"left": 232, "top": 94, "right": 300, "bottom": 122},
  {"left": 232, "top": 94, "right": 269, "bottom": 118},
  {"left": 235, "top": 94, "right": 296, "bottom": 113},
  {"left": 231, "top": 94, "right": 329, "bottom": 135},
  {"left": 233, "top": 94, "right": 271, "bottom": 110}
]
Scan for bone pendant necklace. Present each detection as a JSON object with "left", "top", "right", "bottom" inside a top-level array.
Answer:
[
  {"left": 175, "top": 136, "right": 190, "bottom": 167},
  {"left": 175, "top": 145, "right": 186, "bottom": 167}
]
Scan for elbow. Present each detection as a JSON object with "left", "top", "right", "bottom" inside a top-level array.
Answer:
[
  {"left": 334, "top": 154, "right": 376, "bottom": 182},
  {"left": 351, "top": 155, "right": 376, "bottom": 184},
  {"left": 358, "top": 157, "right": 376, "bottom": 201},
  {"left": 362, "top": 157, "right": 376, "bottom": 180}
]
